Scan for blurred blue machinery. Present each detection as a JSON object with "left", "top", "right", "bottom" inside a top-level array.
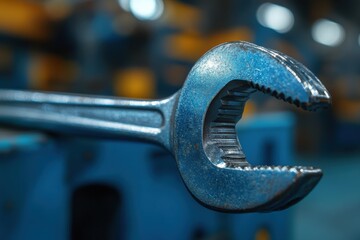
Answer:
[{"left": 0, "top": 112, "right": 295, "bottom": 240}]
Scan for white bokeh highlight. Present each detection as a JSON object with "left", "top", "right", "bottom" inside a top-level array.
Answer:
[
  {"left": 311, "top": 19, "right": 345, "bottom": 47},
  {"left": 257, "top": 3, "right": 295, "bottom": 33}
]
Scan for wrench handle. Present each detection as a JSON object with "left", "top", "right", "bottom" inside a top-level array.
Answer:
[{"left": 0, "top": 90, "right": 178, "bottom": 150}]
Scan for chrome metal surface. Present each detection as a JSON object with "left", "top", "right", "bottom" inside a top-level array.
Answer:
[
  {"left": 0, "top": 90, "right": 178, "bottom": 150},
  {"left": 0, "top": 41, "right": 331, "bottom": 212}
]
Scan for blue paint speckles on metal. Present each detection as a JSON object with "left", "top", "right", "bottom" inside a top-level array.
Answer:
[{"left": 174, "top": 41, "right": 330, "bottom": 212}]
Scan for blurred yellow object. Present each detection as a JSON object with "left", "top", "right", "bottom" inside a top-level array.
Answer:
[
  {"left": 166, "top": 32, "right": 204, "bottom": 61},
  {"left": 255, "top": 228, "right": 271, "bottom": 240},
  {"left": 163, "top": 0, "right": 201, "bottom": 31},
  {"left": 242, "top": 100, "right": 257, "bottom": 119},
  {"left": 29, "top": 54, "right": 78, "bottom": 91},
  {"left": 0, "top": 1, "right": 50, "bottom": 40},
  {"left": 335, "top": 99, "right": 360, "bottom": 123},
  {"left": 114, "top": 68, "right": 156, "bottom": 99},
  {"left": 44, "top": 0, "right": 73, "bottom": 21},
  {"left": 166, "top": 27, "right": 253, "bottom": 61}
]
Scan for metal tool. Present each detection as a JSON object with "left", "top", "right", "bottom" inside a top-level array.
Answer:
[{"left": 0, "top": 41, "right": 330, "bottom": 212}]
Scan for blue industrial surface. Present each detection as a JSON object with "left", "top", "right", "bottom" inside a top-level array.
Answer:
[
  {"left": 0, "top": 112, "right": 295, "bottom": 239},
  {"left": 0, "top": 132, "right": 67, "bottom": 240},
  {"left": 293, "top": 153, "right": 360, "bottom": 240},
  {"left": 237, "top": 112, "right": 295, "bottom": 167}
]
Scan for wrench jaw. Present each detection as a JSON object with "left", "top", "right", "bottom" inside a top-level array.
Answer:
[
  {"left": 183, "top": 166, "right": 323, "bottom": 213},
  {"left": 261, "top": 167, "right": 323, "bottom": 211},
  {"left": 174, "top": 41, "right": 331, "bottom": 212},
  {"left": 240, "top": 45, "right": 331, "bottom": 112}
]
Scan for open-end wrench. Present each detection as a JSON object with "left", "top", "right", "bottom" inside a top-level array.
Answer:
[{"left": 0, "top": 41, "right": 330, "bottom": 212}]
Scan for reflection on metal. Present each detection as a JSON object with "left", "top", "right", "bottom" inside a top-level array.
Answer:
[
  {"left": 0, "top": 41, "right": 331, "bottom": 212},
  {"left": 256, "top": 3, "right": 294, "bottom": 33},
  {"left": 311, "top": 19, "right": 345, "bottom": 47}
]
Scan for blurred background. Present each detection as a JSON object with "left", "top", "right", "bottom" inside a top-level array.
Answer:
[{"left": 0, "top": 0, "right": 359, "bottom": 239}]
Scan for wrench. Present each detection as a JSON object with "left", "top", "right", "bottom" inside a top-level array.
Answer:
[{"left": 0, "top": 42, "right": 330, "bottom": 212}]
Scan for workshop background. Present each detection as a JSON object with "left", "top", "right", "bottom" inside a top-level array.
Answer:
[{"left": 0, "top": 0, "right": 359, "bottom": 239}]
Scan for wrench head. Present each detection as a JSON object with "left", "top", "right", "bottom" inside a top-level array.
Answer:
[{"left": 173, "top": 41, "right": 330, "bottom": 212}]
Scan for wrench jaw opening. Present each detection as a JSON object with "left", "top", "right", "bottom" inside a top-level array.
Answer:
[
  {"left": 199, "top": 79, "right": 325, "bottom": 212},
  {"left": 203, "top": 80, "right": 255, "bottom": 168},
  {"left": 174, "top": 41, "right": 331, "bottom": 212}
]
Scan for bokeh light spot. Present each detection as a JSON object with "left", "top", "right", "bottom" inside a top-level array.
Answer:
[
  {"left": 311, "top": 19, "right": 345, "bottom": 47},
  {"left": 256, "top": 3, "right": 294, "bottom": 33},
  {"left": 129, "top": 0, "right": 164, "bottom": 21}
]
